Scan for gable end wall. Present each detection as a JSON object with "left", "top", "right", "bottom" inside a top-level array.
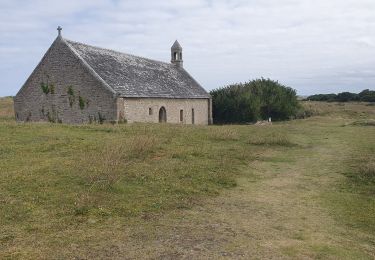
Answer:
[{"left": 14, "top": 38, "right": 117, "bottom": 124}]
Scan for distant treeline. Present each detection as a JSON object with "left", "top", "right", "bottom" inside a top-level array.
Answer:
[
  {"left": 210, "top": 78, "right": 300, "bottom": 124},
  {"left": 305, "top": 89, "right": 375, "bottom": 102}
]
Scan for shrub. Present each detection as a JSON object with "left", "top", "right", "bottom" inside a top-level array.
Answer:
[
  {"left": 359, "top": 89, "right": 375, "bottom": 102},
  {"left": 306, "top": 89, "right": 375, "bottom": 102},
  {"left": 210, "top": 78, "right": 300, "bottom": 124}
]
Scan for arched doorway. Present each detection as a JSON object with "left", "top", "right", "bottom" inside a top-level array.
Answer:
[{"left": 159, "top": 107, "right": 167, "bottom": 123}]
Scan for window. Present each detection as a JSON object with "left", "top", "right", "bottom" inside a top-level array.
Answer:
[
  {"left": 149, "top": 107, "right": 152, "bottom": 115},
  {"left": 174, "top": 52, "right": 178, "bottom": 60},
  {"left": 192, "top": 108, "right": 195, "bottom": 124},
  {"left": 179, "top": 53, "right": 182, "bottom": 60},
  {"left": 180, "top": 110, "right": 184, "bottom": 122}
]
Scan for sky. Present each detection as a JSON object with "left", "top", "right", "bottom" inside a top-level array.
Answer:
[{"left": 0, "top": 0, "right": 374, "bottom": 96}]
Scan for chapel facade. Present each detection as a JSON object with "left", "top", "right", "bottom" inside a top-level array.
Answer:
[{"left": 14, "top": 27, "right": 213, "bottom": 125}]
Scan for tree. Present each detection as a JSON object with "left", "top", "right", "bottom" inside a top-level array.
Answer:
[
  {"left": 306, "top": 89, "right": 374, "bottom": 102},
  {"left": 359, "top": 89, "right": 375, "bottom": 102},
  {"left": 210, "top": 78, "right": 300, "bottom": 124}
]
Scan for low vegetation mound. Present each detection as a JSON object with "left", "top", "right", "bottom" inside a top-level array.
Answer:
[
  {"left": 306, "top": 89, "right": 375, "bottom": 102},
  {"left": 210, "top": 78, "right": 300, "bottom": 124}
]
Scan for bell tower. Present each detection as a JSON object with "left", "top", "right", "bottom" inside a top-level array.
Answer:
[{"left": 171, "top": 40, "right": 183, "bottom": 68}]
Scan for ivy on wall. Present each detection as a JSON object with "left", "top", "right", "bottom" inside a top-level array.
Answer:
[
  {"left": 40, "top": 82, "right": 55, "bottom": 95},
  {"left": 67, "top": 86, "right": 75, "bottom": 107},
  {"left": 67, "top": 86, "right": 88, "bottom": 110},
  {"left": 78, "top": 96, "right": 85, "bottom": 110}
]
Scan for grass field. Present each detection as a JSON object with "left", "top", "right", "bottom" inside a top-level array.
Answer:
[{"left": 0, "top": 97, "right": 374, "bottom": 259}]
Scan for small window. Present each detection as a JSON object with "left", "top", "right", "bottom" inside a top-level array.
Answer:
[
  {"left": 149, "top": 108, "right": 152, "bottom": 115},
  {"left": 180, "top": 110, "right": 183, "bottom": 122},
  {"left": 192, "top": 108, "right": 195, "bottom": 124},
  {"left": 174, "top": 52, "right": 178, "bottom": 60}
]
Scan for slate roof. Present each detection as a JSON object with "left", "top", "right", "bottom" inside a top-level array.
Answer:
[{"left": 65, "top": 39, "right": 210, "bottom": 99}]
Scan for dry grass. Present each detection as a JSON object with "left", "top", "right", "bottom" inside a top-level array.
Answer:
[
  {"left": 209, "top": 127, "right": 240, "bottom": 141},
  {"left": 350, "top": 119, "right": 375, "bottom": 127},
  {"left": 81, "top": 143, "right": 129, "bottom": 188},
  {"left": 0, "top": 98, "right": 374, "bottom": 259},
  {"left": 77, "top": 135, "right": 158, "bottom": 189},
  {"left": 128, "top": 135, "right": 158, "bottom": 158},
  {"left": 0, "top": 97, "right": 14, "bottom": 118},
  {"left": 359, "top": 162, "right": 375, "bottom": 182},
  {"left": 356, "top": 155, "right": 375, "bottom": 183},
  {"left": 248, "top": 131, "right": 294, "bottom": 146},
  {"left": 301, "top": 101, "right": 375, "bottom": 118}
]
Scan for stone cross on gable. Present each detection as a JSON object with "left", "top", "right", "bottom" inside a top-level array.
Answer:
[{"left": 57, "top": 26, "right": 62, "bottom": 37}]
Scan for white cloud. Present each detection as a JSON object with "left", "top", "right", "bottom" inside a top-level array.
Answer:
[{"left": 0, "top": 0, "right": 374, "bottom": 96}]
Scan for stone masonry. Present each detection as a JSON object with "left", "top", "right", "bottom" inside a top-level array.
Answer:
[
  {"left": 14, "top": 38, "right": 117, "bottom": 124},
  {"left": 122, "top": 98, "right": 209, "bottom": 124},
  {"left": 14, "top": 28, "right": 213, "bottom": 125}
]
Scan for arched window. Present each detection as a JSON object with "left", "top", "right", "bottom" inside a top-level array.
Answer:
[
  {"left": 149, "top": 107, "right": 152, "bottom": 115},
  {"left": 159, "top": 107, "right": 167, "bottom": 123}
]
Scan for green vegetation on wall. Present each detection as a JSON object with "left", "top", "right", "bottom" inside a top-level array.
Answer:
[
  {"left": 210, "top": 78, "right": 300, "bottom": 124},
  {"left": 78, "top": 96, "right": 86, "bottom": 110},
  {"left": 67, "top": 86, "right": 75, "bottom": 107},
  {"left": 40, "top": 82, "right": 55, "bottom": 95}
]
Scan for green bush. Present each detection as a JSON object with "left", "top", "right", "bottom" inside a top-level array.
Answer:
[
  {"left": 306, "top": 89, "right": 375, "bottom": 102},
  {"left": 210, "top": 78, "right": 300, "bottom": 124},
  {"left": 359, "top": 89, "right": 375, "bottom": 102}
]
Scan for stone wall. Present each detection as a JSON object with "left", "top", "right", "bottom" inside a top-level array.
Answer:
[
  {"left": 14, "top": 37, "right": 117, "bottom": 124},
  {"left": 121, "top": 98, "right": 210, "bottom": 125}
]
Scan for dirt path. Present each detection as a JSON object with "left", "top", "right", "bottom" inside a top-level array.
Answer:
[{"left": 122, "top": 121, "right": 374, "bottom": 259}]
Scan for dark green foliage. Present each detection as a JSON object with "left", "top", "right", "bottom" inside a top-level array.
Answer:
[
  {"left": 306, "top": 89, "right": 375, "bottom": 102},
  {"left": 337, "top": 92, "right": 358, "bottom": 102},
  {"left": 40, "top": 82, "right": 56, "bottom": 95},
  {"left": 358, "top": 89, "right": 375, "bottom": 102},
  {"left": 67, "top": 86, "right": 74, "bottom": 96},
  {"left": 67, "top": 86, "right": 75, "bottom": 107},
  {"left": 40, "top": 83, "right": 50, "bottom": 95},
  {"left": 78, "top": 96, "right": 85, "bottom": 110},
  {"left": 305, "top": 94, "right": 338, "bottom": 102},
  {"left": 210, "top": 78, "right": 300, "bottom": 124}
]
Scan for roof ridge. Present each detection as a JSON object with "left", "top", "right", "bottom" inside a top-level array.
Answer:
[{"left": 65, "top": 38, "right": 175, "bottom": 67}]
